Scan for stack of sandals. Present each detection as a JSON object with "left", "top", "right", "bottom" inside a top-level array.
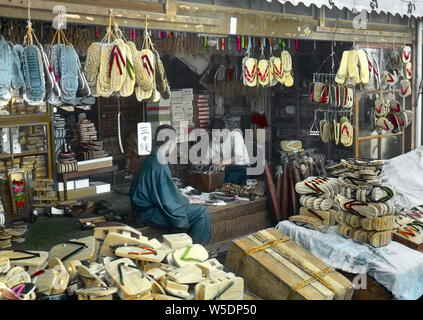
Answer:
[
  {"left": 327, "top": 159, "right": 395, "bottom": 248},
  {"left": 291, "top": 176, "right": 342, "bottom": 232},
  {"left": 0, "top": 226, "right": 245, "bottom": 300},
  {"left": 85, "top": 12, "right": 170, "bottom": 102},
  {"left": 318, "top": 115, "right": 353, "bottom": 147},
  {"left": 310, "top": 82, "right": 354, "bottom": 108},
  {"left": 335, "top": 49, "right": 370, "bottom": 86}
]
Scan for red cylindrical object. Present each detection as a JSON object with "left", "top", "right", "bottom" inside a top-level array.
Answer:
[{"left": 265, "top": 163, "right": 281, "bottom": 223}]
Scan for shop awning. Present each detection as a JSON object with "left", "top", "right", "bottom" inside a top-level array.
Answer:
[{"left": 274, "top": 0, "right": 423, "bottom": 18}]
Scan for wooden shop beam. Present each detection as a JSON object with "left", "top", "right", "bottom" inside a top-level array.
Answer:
[{"left": 0, "top": 0, "right": 415, "bottom": 43}]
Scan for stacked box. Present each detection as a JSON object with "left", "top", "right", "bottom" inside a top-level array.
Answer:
[
  {"left": 171, "top": 89, "right": 195, "bottom": 142},
  {"left": 147, "top": 101, "right": 172, "bottom": 136},
  {"left": 194, "top": 92, "right": 210, "bottom": 128}
]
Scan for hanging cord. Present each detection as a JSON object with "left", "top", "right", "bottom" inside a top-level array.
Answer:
[{"left": 117, "top": 97, "right": 124, "bottom": 154}]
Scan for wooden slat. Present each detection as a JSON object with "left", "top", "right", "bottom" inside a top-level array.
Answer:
[{"left": 0, "top": 0, "right": 414, "bottom": 42}]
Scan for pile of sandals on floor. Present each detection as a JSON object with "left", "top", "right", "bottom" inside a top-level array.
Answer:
[
  {"left": 0, "top": 226, "right": 244, "bottom": 300},
  {"left": 242, "top": 48, "right": 293, "bottom": 88},
  {"left": 289, "top": 158, "right": 395, "bottom": 248},
  {"left": 0, "top": 221, "right": 28, "bottom": 249},
  {"left": 85, "top": 15, "right": 170, "bottom": 102},
  {"left": 0, "top": 22, "right": 92, "bottom": 109}
]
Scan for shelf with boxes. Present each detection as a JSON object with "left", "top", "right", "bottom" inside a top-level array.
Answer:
[{"left": 0, "top": 110, "right": 53, "bottom": 180}]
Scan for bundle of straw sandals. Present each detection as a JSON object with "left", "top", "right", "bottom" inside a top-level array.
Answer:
[
  {"left": 0, "top": 21, "right": 92, "bottom": 109},
  {"left": 242, "top": 47, "right": 293, "bottom": 88},
  {"left": 85, "top": 13, "right": 170, "bottom": 102},
  {"left": 291, "top": 158, "right": 395, "bottom": 248},
  {"left": 0, "top": 226, "right": 244, "bottom": 300}
]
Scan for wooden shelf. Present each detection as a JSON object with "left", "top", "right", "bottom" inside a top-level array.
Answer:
[
  {"left": 358, "top": 131, "right": 404, "bottom": 142},
  {"left": 0, "top": 151, "right": 47, "bottom": 159}
]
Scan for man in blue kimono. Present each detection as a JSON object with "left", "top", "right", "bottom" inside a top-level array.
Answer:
[{"left": 130, "top": 124, "right": 211, "bottom": 244}]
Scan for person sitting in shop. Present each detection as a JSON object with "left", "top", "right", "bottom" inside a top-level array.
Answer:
[
  {"left": 203, "top": 118, "right": 251, "bottom": 184},
  {"left": 130, "top": 124, "right": 212, "bottom": 245}
]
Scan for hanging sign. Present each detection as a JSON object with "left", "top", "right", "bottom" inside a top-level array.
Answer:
[{"left": 137, "top": 122, "right": 152, "bottom": 156}]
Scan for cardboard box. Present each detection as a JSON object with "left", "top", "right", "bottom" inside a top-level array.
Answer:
[
  {"left": 182, "top": 94, "right": 194, "bottom": 102},
  {"left": 225, "top": 228, "right": 354, "bottom": 300},
  {"left": 146, "top": 114, "right": 172, "bottom": 122},
  {"left": 182, "top": 88, "right": 194, "bottom": 95},
  {"left": 58, "top": 180, "right": 75, "bottom": 192},
  {"left": 58, "top": 186, "right": 97, "bottom": 201},
  {"left": 78, "top": 157, "right": 113, "bottom": 172},
  {"left": 188, "top": 171, "right": 224, "bottom": 192},
  {"left": 90, "top": 181, "right": 111, "bottom": 194},
  {"left": 170, "top": 91, "right": 183, "bottom": 99},
  {"left": 74, "top": 179, "right": 90, "bottom": 189}
]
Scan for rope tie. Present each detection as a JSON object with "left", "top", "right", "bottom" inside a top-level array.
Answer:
[
  {"left": 240, "top": 234, "right": 339, "bottom": 300},
  {"left": 287, "top": 266, "right": 338, "bottom": 300}
]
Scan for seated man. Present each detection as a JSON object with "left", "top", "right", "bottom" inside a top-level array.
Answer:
[
  {"left": 130, "top": 124, "right": 211, "bottom": 244},
  {"left": 204, "top": 118, "right": 251, "bottom": 184}
]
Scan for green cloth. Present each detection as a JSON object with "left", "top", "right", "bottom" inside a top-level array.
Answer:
[{"left": 130, "top": 151, "right": 211, "bottom": 244}]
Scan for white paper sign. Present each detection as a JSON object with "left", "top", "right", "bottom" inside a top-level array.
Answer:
[
  {"left": 229, "top": 17, "right": 237, "bottom": 35},
  {"left": 137, "top": 122, "right": 152, "bottom": 156}
]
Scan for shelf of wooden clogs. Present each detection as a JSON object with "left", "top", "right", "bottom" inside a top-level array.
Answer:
[{"left": 0, "top": 110, "right": 54, "bottom": 179}]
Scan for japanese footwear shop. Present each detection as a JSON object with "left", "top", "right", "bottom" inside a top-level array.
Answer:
[{"left": 1, "top": 0, "right": 423, "bottom": 302}]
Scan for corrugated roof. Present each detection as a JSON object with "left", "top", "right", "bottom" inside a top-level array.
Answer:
[{"left": 274, "top": 0, "right": 422, "bottom": 18}]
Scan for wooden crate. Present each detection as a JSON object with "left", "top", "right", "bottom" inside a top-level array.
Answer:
[
  {"left": 188, "top": 171, "right": 224, "bottom": 192},
  {"left": 225, "top": 228, "right": 354, "bottom": 300}
]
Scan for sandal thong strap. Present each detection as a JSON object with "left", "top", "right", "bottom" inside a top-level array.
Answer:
[
  {"left": 181, "top": 245, "right": 202, "bottom": 262},
  {"left": 9, "top": 250, "right": 40, "bottom": 261},
  {"left": 117, "top": 262, "right": 144, "bottom": 285},
  {"left": 61, "top": 240, "right": 88, "bottom": 261},
  {"left": 212, "top": 281, "right": 235, "bottom": 300}
]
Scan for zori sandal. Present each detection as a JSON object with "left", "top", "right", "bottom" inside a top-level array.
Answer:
[
  {"left": 336, "top": 194, "right": 379, "bottom": 218},
  {"left": 257, "top": 58, "right": 270, "bottom": 87},
  {"left": 173, "top": 244, "right": 209, "bottom": 267},
  {"left": 347, "top": 50, "right": 360, "bottom": 84},
  {"left": 105, "top": 258, "right": 151, "bottom": 300},
  {"left": 377, "top": 117, "right": 394, "bottom": 131},
  {"left": 382, "top": 71, "right": 397, "bottom": 86},
  {"left": 362, "top": 215, "right": 395, "bottom": 232},
  {"left": 357, "top": 49, "right": 369, "bottom": 84},
  {"left": 0, "top": 257, "right": 11, "bottom": 275},
  {"left": 1, "top": 266, "right": 31, "bottom": 289},
  {"left": 335, "top": 51, "right": 350, "bottom": 84},
  {"left": 401, "top": 45, "right": 411, "bottom": 63},
  {"left": 400, "top": 79, "right": 411, "bottom": 98},
  {"left": 288, "top": 215, "right": 329, "bottom": 232},
  {"left": 404, "top": 62, "right": 412, "bottom": 80},
  {"left": 369, "top": 231, "right": 392, "bottom": 247},
  {"left": 0, "top": 282, "right": 21, "bottom": 300},
  {"left": 338, "top": 224, "right": 358, "bottom": 239},
  {"left": 11, "top": 283, "right": 36, "bottom": 300},
  {"left": 370, "top": 186, "right": 394, "bottom": 202},
  {"left": 194, "top": 274, "right": 244, "bottom": 300}
]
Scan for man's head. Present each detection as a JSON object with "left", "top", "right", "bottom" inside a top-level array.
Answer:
[
  {"left": 209, "top": 118, "right": 226, "bottom": 131},
  {"left": 209, "top": 118, "right": 226, "bottom": 143},
  {"left": 153, "top": 124, "right": 177, "bottom": 153}
]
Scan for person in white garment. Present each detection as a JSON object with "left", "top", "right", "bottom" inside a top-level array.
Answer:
[{"left": 203, "top": 118, "right": 250, "bottom": 183}]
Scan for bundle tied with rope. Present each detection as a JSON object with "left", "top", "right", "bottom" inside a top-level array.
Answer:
[{"left": 225, "top": 228, "right": 354, "bottom": 300}]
